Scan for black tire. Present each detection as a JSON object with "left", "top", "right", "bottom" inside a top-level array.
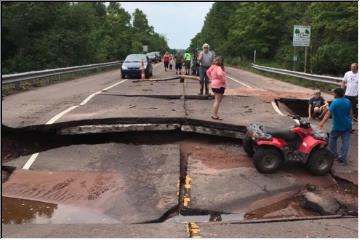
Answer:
[
  {"left": 121, "top": 73, "right": 125, "bottom": 79},
  {"left": 307, "top": 148, "right": 334, "bottom": 176},
  {"left": 243, "top": 135, "right": 255, "bottom": 157},
  {"left": 253, "top": 147, "right": 283, "bottom": 174}
]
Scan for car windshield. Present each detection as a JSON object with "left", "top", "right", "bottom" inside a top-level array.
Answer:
[
  {"left": 147, "top": 53, "right": 155, "bottom": 57},
  {"left": 125, "top": 54, "right": 146, "bottom": 63}
]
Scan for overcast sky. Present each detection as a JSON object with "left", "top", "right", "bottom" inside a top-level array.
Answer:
[{"left": 120, "top": 2, "right": 213, "bottom": 49}]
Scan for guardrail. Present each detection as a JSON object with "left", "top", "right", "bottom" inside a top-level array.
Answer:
[
  {"left": 2, "top": 61, "right": 122, "bottom": 86},
  {"left": 252, "top": 64, "right": 342, "bottom": 85}
]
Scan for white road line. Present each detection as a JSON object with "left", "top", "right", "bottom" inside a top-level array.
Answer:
[
  {"left": 79, "top": 91, "right": 102, "bottom": 106},
  {"left": 46, "top": 105, "right": 79, "bottom": 124},
  {"left": 226, "top": 76, "right": 254, "bottom": 89},
  {"left": 22, "top": 79, "right": 128, "bottom": 170},
  {"left": 271, "top": 100, "right": 286, "bottom": 116},
  {"left": 22, "top": 153, "right": 39, "bottom": 170},
  {"left": 102, "top": 79, "right": 127, "bottom": 91}
]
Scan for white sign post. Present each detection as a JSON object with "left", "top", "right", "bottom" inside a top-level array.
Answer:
[{"left": 293, "top": 25, "right": 311, "bottom": 72}]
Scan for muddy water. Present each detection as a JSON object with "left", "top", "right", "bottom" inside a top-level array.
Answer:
[{"left": 2, "top": 197, "right": 119, "bottom": 224}]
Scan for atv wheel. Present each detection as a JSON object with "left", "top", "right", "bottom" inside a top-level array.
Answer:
[
  {"left": 253, "top": 147, "right": 283, "bottom": 174},
  {"left": 243, "top": 135, "right": 255, "bottom": 157},
  {"left": 307, "top": 148, "right": 334, "bottom": 176}
]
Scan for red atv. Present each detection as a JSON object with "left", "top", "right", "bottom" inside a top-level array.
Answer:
[{"left": 243, "top": 115, "right": 333, "bottom": 175}]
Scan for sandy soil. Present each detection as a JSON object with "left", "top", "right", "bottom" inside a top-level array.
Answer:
[
  {"left": 225, "top": 88, "right": 332, "bottom": 102},
  {"left": 2, "top": 170, "right": 124, "bottom": 211},
  {"left": 180, "top": 140, "right": 251, "bottom": 169}
]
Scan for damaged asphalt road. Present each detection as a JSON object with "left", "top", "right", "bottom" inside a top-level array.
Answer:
[{"left": 2, "top": 63, "right": 358, "bottom": 237}]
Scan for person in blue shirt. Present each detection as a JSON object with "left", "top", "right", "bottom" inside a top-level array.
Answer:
[{"left": 319, "top": 88, "right": 352, "bottom": 165}]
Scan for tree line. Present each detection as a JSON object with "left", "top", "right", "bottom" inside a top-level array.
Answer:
[
  {"left": 189, "top": 2, "right": 357, "bottom": 75},
  {"left": 2, "top": 2, "right": 169, "bottom": 74}
]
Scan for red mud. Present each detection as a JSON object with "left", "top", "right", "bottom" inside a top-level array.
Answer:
[
  {"left": 179, "top": 141, "right": 252, "bottom": 169},
  {"left": 2, "top": 170, "right": 125, "bottom": 211},
  {"left": 245, "top": 193, "right": 317, "bottom": 220},
  {"left": 225, "top": 88, "right": 331, "bottom": 103}
]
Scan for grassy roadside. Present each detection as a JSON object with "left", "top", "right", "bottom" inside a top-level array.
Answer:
[
  {"left": 2, "top": 65, "right": 120, "bottom": 96},
  {"left": 226, "top": 58, "right": 339, "bottom": 92}
]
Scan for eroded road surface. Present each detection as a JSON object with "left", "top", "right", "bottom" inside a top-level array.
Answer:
[{"left": 2, "top": 63, "right": 358, "bottom": 237}]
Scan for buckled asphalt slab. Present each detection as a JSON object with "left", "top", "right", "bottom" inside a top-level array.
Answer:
[
  {"left": 2, "top": 223, "right": 189, "bottom": 238},
  {"left": 197, "top": 218, "right": 357, "bottom": 238},
  {"left": 185, "top": 146, "right": 338, "bottom": 215},
  {"left": 3, "top": 144, "right": 180, "bottom": 224},
  {"left": 2, "top": 218, "right": 357, "bottom": 238}
]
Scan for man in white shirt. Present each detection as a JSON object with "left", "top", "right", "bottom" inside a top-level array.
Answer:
[
  {"left": 342, "top": 63, "right": 358, "bottom": 122},
  {"left": 197, "top": 43, "right": 214, "bottom": 95}
]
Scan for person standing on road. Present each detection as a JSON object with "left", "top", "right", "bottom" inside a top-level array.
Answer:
[
  {"left": 191, "top": 51, "right": 199, "bottom": 75},
  {"left": 169, "top": 54, "right": 174, "bottom": 70},
  {"left": 183, "top": 50, "right": 192, "bottom": 75},
  {"left": 207, "top": 56, "right": 226, "bottom": 120},
  {"left": 198, "top": 43, "right": 214, "bottom": 95},
  {"left": 174, "top": 52, "right": 183, "bottom": 75},
  {"left": 341, "top": 63, "right": 358, "bottom": 124},
  {"left": 163, "top": 51, "right": 170, "bottom": 71},
  {"left": 319, "top": 88, "right": 352, "bottom": 166}
]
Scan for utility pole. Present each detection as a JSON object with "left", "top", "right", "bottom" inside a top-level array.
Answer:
[
  {"left": 304, "top": 46, "right": 308, "bottom": 73},
  {"left": 293, "top": 47, "right": 296, "bottom": 71},
  {"left": 310, "top": 45, "right": 313, "bottom": 73},
  {"left": 253, "top": 49, "right": 256, "bottom": 64}
]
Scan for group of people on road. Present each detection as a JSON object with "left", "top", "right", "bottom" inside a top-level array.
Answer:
[
  {"left": 164, "top": 46, "right": 357, "bottom": 166},
  {"left": 318, "top": 63, "right": 358, "bottom": 166},
  {"left": 162, "top": 43, "right": 226, "bottom": 120},
  {"left": 162, "top": 50, "right": 196, "bottom": 75}
]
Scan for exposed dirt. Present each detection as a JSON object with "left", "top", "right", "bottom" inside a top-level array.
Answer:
[
  {"left": 245, "top": 195, "right": 318, "bottom": 219},
  {"left": 179, "top": 140, "right": 250, "bottom": 169},
  {"left": 2, "top": 170, "right": 124, "bottom": 210},
  {"left": 225, "top": 88, "right": 331, "bottom": 103}
]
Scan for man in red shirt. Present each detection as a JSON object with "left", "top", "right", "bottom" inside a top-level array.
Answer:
[{"left": 163, "top": 51, "right": 170, "bottom": 71}]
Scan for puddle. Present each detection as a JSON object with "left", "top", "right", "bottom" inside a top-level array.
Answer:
[{"left": 2, "top": 197, "right": 120, "bottom": 224}]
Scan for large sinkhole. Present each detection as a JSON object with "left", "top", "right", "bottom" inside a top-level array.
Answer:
[
  {"left": 2, "top": 120, "right": 357, "bottom": 225},
  {"left": 1, "top": 98, "right": 356, "bottom": 224}
]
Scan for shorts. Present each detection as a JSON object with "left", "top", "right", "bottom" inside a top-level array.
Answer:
[
  {"left": 212, "top": 87, "right": 225, "bottom": 94},
  {"left": 176, "top": 62, "right": 182, "bottom": 70},
  {"left": 164, "top": 61, "right": 169, "bottom": 68},
  {"left": 311, "top": 106, "right": 323, "bottom": 118},
  {"left": 184, "top": 60, "right": 191, "bottom": 69}
]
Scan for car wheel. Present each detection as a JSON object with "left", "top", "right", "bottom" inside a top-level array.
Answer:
[
  {"left": 253, "top": 146, "right": 283, "bottom": 174},
  {"left": 121, "top": 73, "right": 125, "bottom": 79},
  {"left": 243, "top": 135, "right": 255, "bottom": 157},
  {"left": 307, "top": 148, "right": 334, "bottom": 176}
]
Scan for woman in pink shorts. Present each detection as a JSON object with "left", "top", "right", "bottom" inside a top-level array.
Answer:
[{"left": 206, "top": 57, "right": 226, "bottom": 120}]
